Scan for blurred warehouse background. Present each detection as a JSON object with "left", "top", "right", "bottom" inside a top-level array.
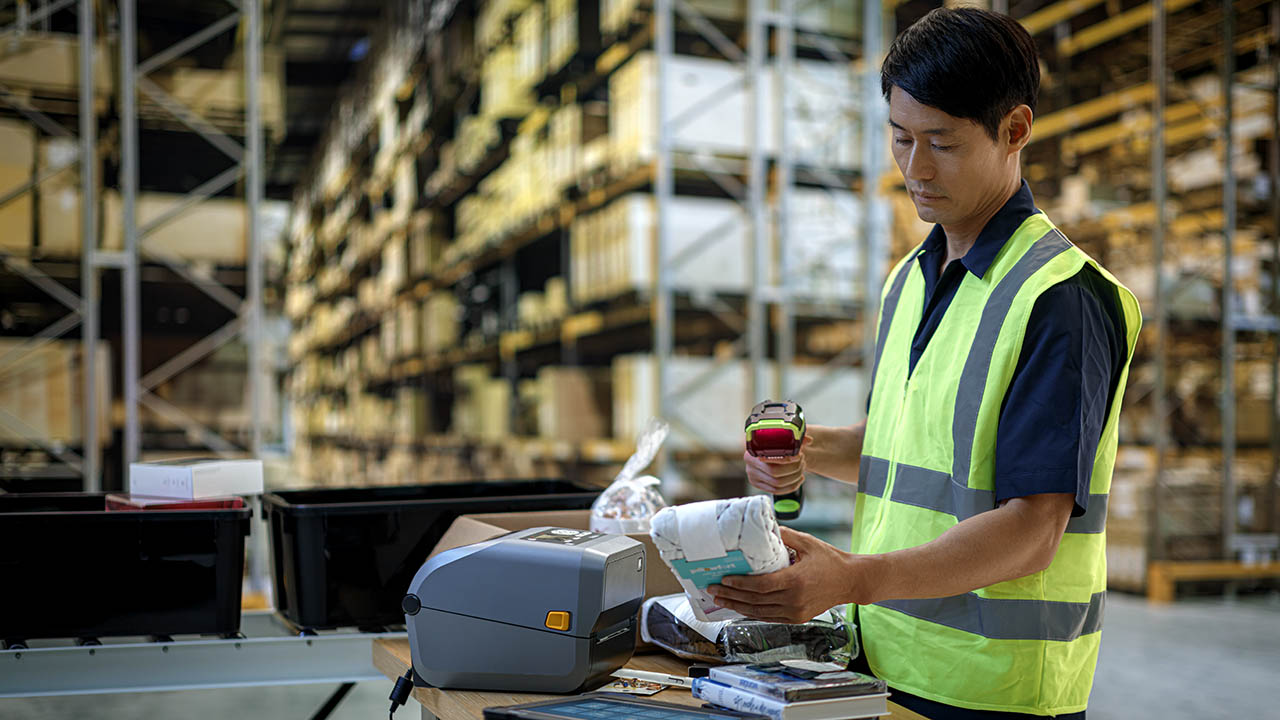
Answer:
[{"left": 0, "top": 4, "right": 1277, "bottom": 715}]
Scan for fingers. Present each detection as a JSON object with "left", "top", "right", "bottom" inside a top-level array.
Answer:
[
  {"left": 718, "top": 567, "right": 792, "bottom": 594},
  {"left": 747, "top": 469, "right": 805, "bottom": 495},
  {"left": 743, "top": 451, "right": 807, "bottom": 494},
  {"left": 708, "top": 595, "right": 794, "bottom": 623},
  {"left": 708, "top": 592, "right": 808, "bottom": 623},
  {"left": 707, "top": 582, "right": 788, "bottom": 605}
]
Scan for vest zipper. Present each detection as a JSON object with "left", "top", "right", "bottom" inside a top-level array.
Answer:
[{"left": 868, "top": 373, "right": 912, "bottom": 542}]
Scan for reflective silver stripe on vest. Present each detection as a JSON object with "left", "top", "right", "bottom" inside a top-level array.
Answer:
[
  {"left": 1065, "top": 494, "right": 1108, "bottom": 534},
  {"left": 875, "top": 590, "right": 1105, "bottom": 642},
  {"left": 859, "top": 455, "right": 891, "bottom": 498},
  {"left": 870, "top": 248, "right": 925, "bottom": 388},
  {"left": 891, "top": 464, "right": 994, "bottom": 520},
  {"left": 859, "top": 453, "right": 1109, "bottom": 535},
  {"left": 951, "top": 229, "right": 1073, "bottom": 490}
]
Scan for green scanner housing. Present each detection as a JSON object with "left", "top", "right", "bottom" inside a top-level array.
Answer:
[{"left": 745, "top": 400, "right": 806, "bottom": 520}]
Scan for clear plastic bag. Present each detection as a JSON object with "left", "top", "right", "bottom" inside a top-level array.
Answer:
[
  {"left": 590, "top": 418, "right": 670, "bottom": 534},
  {"left": 640, "top": 593, "right": 858, "bottom": 665}
]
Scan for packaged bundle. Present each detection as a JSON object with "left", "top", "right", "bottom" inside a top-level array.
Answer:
[
  {"left": 640, "top": 593, "right": 857, "bottom": 665},
  {"left": 650, "top": 495, "right": 790, "bottom": 621}
]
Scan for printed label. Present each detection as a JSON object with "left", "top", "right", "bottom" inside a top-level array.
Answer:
[{"left": 669, "top": 550, "right": 753, "bottom": 589}]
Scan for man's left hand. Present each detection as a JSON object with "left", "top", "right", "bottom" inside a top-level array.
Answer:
[{"left": 707, "top": 526, "right": 870, "bottom": 623}]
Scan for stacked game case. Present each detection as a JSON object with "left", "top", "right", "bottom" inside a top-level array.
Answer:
[{"left": 692, "top": 661, "right": 890, "bottom": 720}]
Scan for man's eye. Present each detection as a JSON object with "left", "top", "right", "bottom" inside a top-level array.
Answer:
[
  {"left": 931, "top": 144, "right": 954, "bottom": 151},
  {"left": 894, "top": 137, "right": 911, "bottom": 146}
]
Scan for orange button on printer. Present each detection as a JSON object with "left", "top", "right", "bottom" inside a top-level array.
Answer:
[{"left": 545, "top": 611, "right": 571, "bottom": 631}]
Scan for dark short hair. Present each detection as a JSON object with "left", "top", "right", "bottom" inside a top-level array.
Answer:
[{"left": 881, "top": 8, "right": 1039, "bottom": 141}]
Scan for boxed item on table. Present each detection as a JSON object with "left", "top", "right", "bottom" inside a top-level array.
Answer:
[{"left": 430, "top": 509, "right": 683, "bottom": 601}]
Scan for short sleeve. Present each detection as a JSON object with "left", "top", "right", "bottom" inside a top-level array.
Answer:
[{"left": 994, "top": 269, "right": 1124, "bottom": 516}]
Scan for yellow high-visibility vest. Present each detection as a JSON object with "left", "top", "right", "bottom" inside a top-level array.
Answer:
[{"left": 853, "top": 211, "right": 1142, "bottom": 715}]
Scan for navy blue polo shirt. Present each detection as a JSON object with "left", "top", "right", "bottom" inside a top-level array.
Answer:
[
  {"left": 857, "top": 180, "right": 1125, "bottom": 720},
  {"left": 870, "top": 179, "right": 1127, "bottom": 518}
]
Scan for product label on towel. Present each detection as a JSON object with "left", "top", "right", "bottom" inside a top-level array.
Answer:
[{"left": 668, "top": 550, "right": 754, "bottom": 588}]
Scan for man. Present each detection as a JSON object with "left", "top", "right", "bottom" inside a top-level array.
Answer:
[{"left": 707, "top": 8, "right": 1142, "bottom": 719}]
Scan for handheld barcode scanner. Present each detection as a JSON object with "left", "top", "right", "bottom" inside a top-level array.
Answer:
[{"left": 745, "top": 400, "right": 806, "bottom": 520}]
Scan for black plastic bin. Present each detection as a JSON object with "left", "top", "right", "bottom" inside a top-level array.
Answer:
[
  {"left": 0, "top": 493, "right": 251, "bottom": 642},
  {"left": 262, "top": 480, "right": 601, "bottom": 631}
]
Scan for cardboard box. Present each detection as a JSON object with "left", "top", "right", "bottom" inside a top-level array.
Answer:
[
  {"left": 0, "top": 119, "right": 35, "bottom": 255},
  {"left": 429, "top": 509, "right": 683, "bottom": 600},
  {"left": 608, "top": 53, "right": 859, "bottom": 175},
  {"left": 0, "top": 338, "right": 110, "bottom": 445},
  {"left": 537, "top": 367, "right": 612, "bottom": 441},
  {"left": 35, "top": 137, "right": 93, "bottom": 258},
  {"left": 156, "top": 59, "right": 286, "bottom": 141},
  {"left": 104, "top": 191, "right": 248, "bottom": 264},
  {"left": 0, "top": 33, "right": 113, "bottom": 98}
]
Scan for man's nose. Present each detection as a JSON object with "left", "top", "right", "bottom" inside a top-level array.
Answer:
[{"left": 903, "top": 146, "right": 936, "bottom": 183}]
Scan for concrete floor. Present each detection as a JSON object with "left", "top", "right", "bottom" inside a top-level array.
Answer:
[{"left": 4, "top": 592, "right": 1277, "bottom": 720}]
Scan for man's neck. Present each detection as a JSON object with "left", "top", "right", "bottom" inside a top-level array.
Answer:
[{"left": 939, "top": 175, "right": 1023, "bottom": 267}]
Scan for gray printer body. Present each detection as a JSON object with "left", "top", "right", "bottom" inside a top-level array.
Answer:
[{"left": 404, "top": 527, "right": 646, "bottom": 693}]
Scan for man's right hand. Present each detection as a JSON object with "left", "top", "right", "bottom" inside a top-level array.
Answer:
[{"left": 744, "top": 435, "right": 812, "bottom": 495}]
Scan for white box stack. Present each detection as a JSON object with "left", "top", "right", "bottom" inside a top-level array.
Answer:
[
  {"left": 571, "top": 193, "right": 748, "bottom": 304},
  {"left": 608, "top": 52, "right": 860, "bottom": 174},
  {"left": 570, "top": 190, "right": 885, "bottom": 305},
  {"left": 612, "top": 354, "right": 865, "bottom": 451}
]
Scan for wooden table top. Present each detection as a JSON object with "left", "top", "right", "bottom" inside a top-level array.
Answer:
[{"left": 373, "top": 637, "right": 928, "bottom": 720}]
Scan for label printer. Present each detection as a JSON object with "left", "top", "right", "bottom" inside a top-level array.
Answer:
[{"left": 402, "top": 527, "right": 646, "bottom": 693}]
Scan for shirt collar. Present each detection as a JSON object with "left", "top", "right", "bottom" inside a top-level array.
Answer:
[{"left": 919, "top": 179, "right": 1039, "bottom": 280}]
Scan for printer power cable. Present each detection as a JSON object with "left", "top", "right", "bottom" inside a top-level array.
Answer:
[{"left": 388, "top": 667, "right": 415, "bottom": 719}]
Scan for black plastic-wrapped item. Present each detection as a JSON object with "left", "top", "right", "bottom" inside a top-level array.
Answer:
[
  {"left": 263, "top": 480, "right": 600, "bottom": 631},
  {"left": 0, "top": 492, "right": 251, "bottom": 641},
  {"left": 640, "top": 594, "right": 856, "bottom": 665}
]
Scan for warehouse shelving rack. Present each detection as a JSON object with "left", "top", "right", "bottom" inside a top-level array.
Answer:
[
  {"left": 1000, "top": 0, "right": 1280, "bottom": 588},
  {"left": 117, "top": 0, "right": 269, "bottom": 465},
  {"left": 1133, "top": 0, "right": 1280, "bottom": 569},
  {"left": 0, "top": 0, "right": 274, "bottom": 490},
  {"left": 283, "top": 0, "right": 893, "bottom": 499},
  {"left": 650, "top": 0, "right": 890, "bottom": 461},
  {"left": 650, "top": 0, "right": 890, "bottom": 458},
  {"left": 0, "top": 0, "right": 102, "bottom": 489}
]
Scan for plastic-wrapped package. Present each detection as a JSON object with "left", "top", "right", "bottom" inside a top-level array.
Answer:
[
  {"left": 641, "top": 594, "right": 857, "bottom": 665},
  {"left": 590, "top": 418, "right": 670, "bottom": 533},
  {"left": 650, "top": 495, "right": 789, "bottom": 621}
]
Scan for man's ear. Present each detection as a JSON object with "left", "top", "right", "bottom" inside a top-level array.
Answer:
[{"left": 1005, "top": 104, "right": 1033, "bottom": 154}]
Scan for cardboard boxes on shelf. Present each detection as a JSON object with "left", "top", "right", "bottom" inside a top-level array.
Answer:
[
  {"left": 422, "top": 291, "right": 460, "bottom": 354},
  {"left": 0, "top": 119, "right": 35, "bottom": 256},
  {"left": 611, "top": 354, "right": 865, "bottom": 451},
  {"left": 608, "top": 52, "right": 860, "bottom": 175},
  {"left": 601, "top": 0, "right": 859, "bottom": 38},
  {"left": 569, "top": 190, "right": 878, "bottom": 305},
  {"left": 571, "top": 193, "right": 747, "bottom": 303},
  {"left": 548, "top": 0, "right": 602, "bottom": 74},
  {"left": 34, "top": 137, "right": 94, "bottom": 258},
  {"left": 1104, "top": 445, "right": 1279, "bottom": 590},
  {"left": 536, "top": 367, "right": 612, "bottom": 441},
  {"left": 102, "top": 192, "right": 287, "bottom": 265},
  {"left": 0, "top": 32, "right": 113, "bottom": 102},
  {"left": 0, "top": 338, "right": 110, "bottom": 446}
]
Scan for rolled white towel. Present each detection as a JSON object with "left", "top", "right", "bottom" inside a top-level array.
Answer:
[{"left": 650, "top": 496, "right": 790, "bottom": 621}]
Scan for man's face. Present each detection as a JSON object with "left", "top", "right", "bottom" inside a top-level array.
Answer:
[{"left": 888, "top": 87, "right": 1012, "bottom": 226}]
